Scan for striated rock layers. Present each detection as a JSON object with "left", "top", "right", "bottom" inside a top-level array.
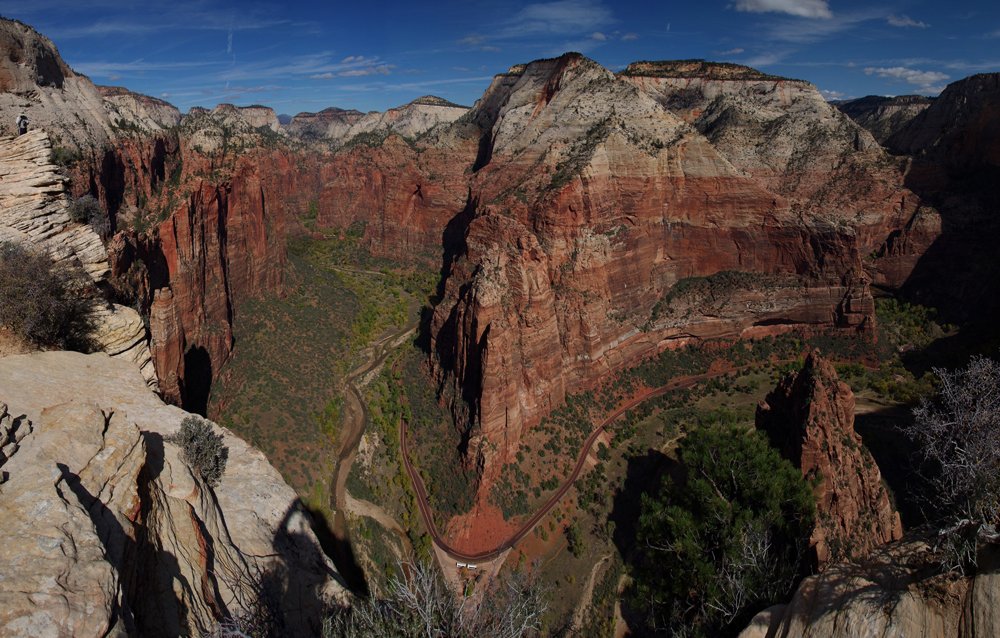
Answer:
[
  {"left": 0, "top": 351, "right": 346, "bottom": 637},
  {"left": 835, "top": 95, "right": 934, "bottom": 144},
  {"left": 427, "top": 54, "right": 920, "bottom": 491},
  {"left": 757, "top": 350, "right": 902, "bottom": 564},
  {"left": 0, "top": 131, "right": 159, "bottom": 387},
  {"left": 0, "top": 129, "right": 109, "bottom": 282}
]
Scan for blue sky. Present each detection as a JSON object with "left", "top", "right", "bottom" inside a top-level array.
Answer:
[{"left": 3, "top": 1, "right": 998, "bottom": 114}]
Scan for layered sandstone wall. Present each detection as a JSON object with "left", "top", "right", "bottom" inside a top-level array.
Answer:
[{"left": 427, "top": 54, "right": 913, "bottom": 489}]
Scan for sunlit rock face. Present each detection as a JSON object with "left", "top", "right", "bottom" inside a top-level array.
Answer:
[
  {"left": 427, "top": 54, "right": 914, "bottom": 490},
  {"left": 0, "top": 351, "right": 346, "bottom": 638}
]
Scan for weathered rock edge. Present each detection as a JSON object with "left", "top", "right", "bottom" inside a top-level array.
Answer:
[{"left": 0, "top": 351, "right": 346, "bottom": 637}]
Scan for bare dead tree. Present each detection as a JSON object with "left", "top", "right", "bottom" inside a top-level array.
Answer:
[
  {"left": 324, "top": 554, "right": 547, "bottom": 638},
  {"left": 905, "top": 355, "right": 1000, "bottom": 574}
]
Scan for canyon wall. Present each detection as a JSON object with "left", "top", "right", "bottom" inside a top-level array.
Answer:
[{"left": 426, "top": 55, "right": 920, "bottom": 489}]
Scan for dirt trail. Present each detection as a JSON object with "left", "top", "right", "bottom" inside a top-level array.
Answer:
[
  {"left": 329, "top": 321, "right": 417, "bottom": 550},
  {"left": 572, "top": 553, "right": 613, "bottom": 630},
  {"left": 343, "top": 492, "right": 414, "bottom": 557}
]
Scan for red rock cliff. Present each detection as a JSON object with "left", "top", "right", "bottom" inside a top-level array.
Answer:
[
  {"left": 756, "top": 350, "right": 902, "bottom": 563},
  {"left": 428, "top": 55, "right": 916, "bottom": 492}
]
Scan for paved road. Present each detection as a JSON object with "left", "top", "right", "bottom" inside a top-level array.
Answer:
[{"left": 400, "top": 367, "right": 740, "bottom": 563}]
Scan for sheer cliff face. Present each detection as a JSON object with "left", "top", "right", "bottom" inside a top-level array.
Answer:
[
  {"left": 878, "top": 74, "right": 1000, "bottom": 322},
  {"left": 887, "top": 74, "right": 1000, "bottom": 170},
  {"left": 428, "top": 55, "right": 916, "bottom": 488}
]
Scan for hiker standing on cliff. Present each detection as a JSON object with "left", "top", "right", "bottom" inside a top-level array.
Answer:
[{"left": 16, "top": 114, "right": 28, "bottom": 136}]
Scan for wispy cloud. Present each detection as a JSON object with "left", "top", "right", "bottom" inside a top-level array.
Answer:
[
  {"left": 73, "top": 59, "right": 216, "bottom": 76},
  {"left": 818, "top": 89, "right": 844, "bottom": 100},
  {"left": 497, "top": 0, "right": 614, "bottom": 39},
  {"left": 311, "top": 65, "right": 395, "bottom": 79},
  {"left": 734, "top": 0, "right": 833, "bottom": 20},
  {"left": 864, "top": 66, "right": 951, "bottom": 92},
  {"left": 338, "top": 76, "right": 495, "bottom": 93},
  {"left": 621, "top": 32, "right": 638, "bottom": 41},
  {"left": 758, "top": 9, "right": 881, "bottom": 44},
  {"left": 887, "top": 14, "right": 929, "bottom": 28},
  {"left": 715, "top": 48, "right": 745, "bottom": 55}
]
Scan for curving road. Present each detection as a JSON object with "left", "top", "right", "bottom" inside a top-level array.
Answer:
[{"left": 400, "top": 367, "right": 748, "bottom": 563}]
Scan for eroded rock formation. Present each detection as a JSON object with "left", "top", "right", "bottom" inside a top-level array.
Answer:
[
  {"left": 756, "top": 350, "right": 902, "bottom": 564},
  {"left": 0, "top": 351, "right": 345, "bottom": 637}
]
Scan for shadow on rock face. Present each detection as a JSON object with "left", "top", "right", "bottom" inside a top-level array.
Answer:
[{"left": 183, "top": 345, "right": 212, "bottom": 416}]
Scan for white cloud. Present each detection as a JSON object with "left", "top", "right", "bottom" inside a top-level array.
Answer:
[
  {"left": 734, "top": 0, "right": 833, "bottom": 20},
  {"left": 887, "top": 14, "right": 929, "bottom": 28},
  {"left": 621, "top": 32, "right": 638, "bottom": 40},
  {"left": 716, "top": 48, "right": 745, "bottom": 55},
  {"left": 482, "top": 45, "right": 503, "bottom": 52},
  {"left": 591, "top": 31, "right": 606, "bottom": 40},
  {"left": 160, "top": 93, "right": 172, "bottom": 98},
  {"left": 453, "top": 67, "right": 471, "bottom": 72},
  {"left": 108, "top": 74, "right": 122, "bottom": 81},
  {"left": 864, "top": 66, "right": 951, "bottom": 90},
  {"left": 819, "top": 89, "right": 844, "bottom": 100}
]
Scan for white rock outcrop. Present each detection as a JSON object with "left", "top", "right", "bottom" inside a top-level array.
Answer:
[
  {"left": 0, "top": 351, "right": 346, "bottom": 637},
  {"left": 0, "top": 130, "right": 109, "bottom": 283}
]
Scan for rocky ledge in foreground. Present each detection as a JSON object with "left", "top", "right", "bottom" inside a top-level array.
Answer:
[
  {"left": 0, "top": 351, "right": 345, "bottom": 637},
  {"left": 739, "top": 537, "right": 1000, "bottom": 638}
]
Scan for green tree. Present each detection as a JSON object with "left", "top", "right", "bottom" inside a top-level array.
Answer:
[
  {"left": 633, "top": 424, "right": 815, "bottom": 637},
  {"left": 567, "top": 521, "right": 587, "bottom": 558}
]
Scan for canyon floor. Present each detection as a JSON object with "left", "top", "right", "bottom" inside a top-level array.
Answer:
[{"left": 203, "top": 209, "right": 968, "bottom": 633}]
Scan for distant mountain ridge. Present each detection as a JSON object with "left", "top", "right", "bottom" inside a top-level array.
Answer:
[{"left": 835, "top": 94, "right": 934, "bottom": 143}]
